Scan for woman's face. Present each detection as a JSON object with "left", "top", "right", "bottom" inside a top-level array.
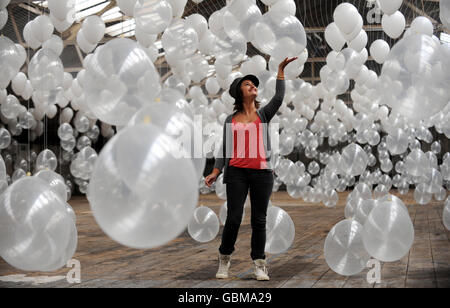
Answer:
[{"left": 240, "top": 79, "right": 258, "bottom": 99}]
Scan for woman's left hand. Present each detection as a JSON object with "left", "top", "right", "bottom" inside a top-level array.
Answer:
[{"left": 278, "top": 57, "right": 298, "bottom": 72}]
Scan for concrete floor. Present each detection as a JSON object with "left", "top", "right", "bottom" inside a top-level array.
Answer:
[{"left": 0, "top": 190, "right": 449, "bottom": 288}]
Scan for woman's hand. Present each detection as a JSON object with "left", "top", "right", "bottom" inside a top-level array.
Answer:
[
  {"left": 278, "top": 57, "right": 298, "bottom": 80},
  {"left": 205, "top": 168, "right": 220, "bottom": 187},
  {"left": 278, "top": 57, "right": 298, "bottom": 72}
]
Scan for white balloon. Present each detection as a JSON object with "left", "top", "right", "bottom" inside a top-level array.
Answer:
[
  {"left": 22, "top": 80, "right": 33, "bottom": 100},
  {"left": 342, "top": 14, "right": 363, "bottom": 42},
  {"left": 15, "top": 43, "right": 26, "bottom": 68},
  {"left": 382, "top": 11, "right": 405, "bottom": 39},
  {"left": 76, "top": 29, "right": 96, "bottom": 54},
  {"left": 325, "top": 22, "right": 345, "bottom": 52},
  {"left": 0, "top": 0, "right": 10, "bottom": 10},
  {"left": 378, "top": 0, "right": 402, "bottom": 15},
  {"left": 270, "top": 0, "right": 296, "bottom": 16},
  {"left": 117, "top": 0, "right": 137, "bottom": 17},
  {"left": 46, "top": 104, "right": 57, "bottom": 119},
  {"left": 146, "top": 44, "right": 159, "bottom": 62},
  {"left": 441, "top": 0, "right": 450, "bottom": 30},
  {"left": 370, "top": 39, "right": 390, "bottom": 64},
  {"left": 0, "top": 8, "right": 7, "bottom": 31},
  {"left": 135, "top": 24, "right": 157, "bottom": 48},
  {"left": 205, "top": 77, "right": 220, "bottom": 95},
  {"left": 42, "top": 34, "right": 64, "bottom": 56},
  {"left": 208, "top": 8, "right": 226, "bottom": 38},
  {"left": 23, "top": 21, "right": 41, "bottom": 49},
  {"left": 50, "top": 11, "right": 73, "bottom": 33},
  {"left": 187, "top": 206, "right": 219, "bottom": 243},
  {"left": 134, "top": 0, "right": 173, "bottom": 35},
  {"left": 48, "top": 0, "right": 75, "bottom": 20},
  {"left": 348, "top": 30, "right": 367, "bottom": 53},
  {"left": 333, "top": 3, "right": 360, "bottom": 34},
  {"left": 185, "top": 13, "right": 208, "bottom": 40},
  {"left": 410, "top": 16, "right": 433, "bottom": 37},
  {"left": 324, "top": 219, "right": 370, "bottom": 276},
  {"left": 32, "top": 15, "right": 54, "bottom": 43},
  {"left": 63, "top": 72, "right": 73, "bottom": 90},
  {"left": 444, "top": 197, "right": 450, "bottom": 231},
  {"left": 198, "top": 29, "right": 216, "bottom": 55},
  {"left": 166, "top": 0, "right": 187, "bottom": 18},
  {"left": 11, "top": 72, "right": 27, "bottom": 96},
  {"left": 82, "top": 15, "right": 105, "bottom": 44}
]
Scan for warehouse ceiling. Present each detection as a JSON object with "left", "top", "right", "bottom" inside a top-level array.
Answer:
[{"left": 1, "top": 0, "right": 445, "bottom": 87}]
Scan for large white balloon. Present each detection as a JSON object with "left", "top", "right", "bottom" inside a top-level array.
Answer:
[
  {"left": 265, "top": 206, "right": 295, "bottom": 254},
  {"left": 28, "top": 48, "right": 64, "bottom": 93},
  {"left": 324, "top": 219, "right": 370, "bottom": 276},
  {"left": 363, "top": 196, "right": 414, "bottom": 262},
  {"left": 83, "top": 38, "right": 161, "bottom": 125},
  {"left": 0, "top": 177, "right": 75, "bottom": 272},
  {"left": 252, "top": 10, "right": 306, "bottom": 59},
  {"left": 161, "top": 19, "right": 198, "bottom": 60},
  {"left": 377, "top": 34, "right": 450, "bottom": 122},
  {"left": 382, "top": 11, "right": 405, "bottom": 39},
  {"left": 88, "top": 124, "right": 198, "bottom": 249}
]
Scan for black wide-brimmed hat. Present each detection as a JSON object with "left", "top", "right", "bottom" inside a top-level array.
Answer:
[{"left": 228, "top": 74, "right": 259, "bottom": 99}]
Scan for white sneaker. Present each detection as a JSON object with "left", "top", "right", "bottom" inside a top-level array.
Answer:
[
  {"left": 253, "top": 259, "right": 269, "bottom": 281},
  {"left": 216, "top": 253, "right": 231, "bottom": 279}
]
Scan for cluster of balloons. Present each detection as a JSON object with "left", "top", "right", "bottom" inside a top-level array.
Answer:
[
  {"left": 83, "top": 38, "right": 161, "bottom": 126},
  {"left": 325, "top": 194, "right": 414, "bottom": 276},
  {"left": 48, "top": 0, "right": 76, "bottom": 33},
  {"left": 0, "top": 175, "right": 76, "bottom": 272},
  {"left": 77, "top": 16, "right": 105, "bottom": 54}
]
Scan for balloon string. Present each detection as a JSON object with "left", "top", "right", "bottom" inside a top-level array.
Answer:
[{"left": 27, "top": 0, "right": 31, "bottom": 173}]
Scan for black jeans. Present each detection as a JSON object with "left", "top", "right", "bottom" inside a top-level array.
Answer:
[{"left": 219, "top": 166, "right": 274, "bottom": 260}]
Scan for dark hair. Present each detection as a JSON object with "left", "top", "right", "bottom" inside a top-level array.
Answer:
[{"left": 232, "top": 82, "right": 260, "bottom": 114}]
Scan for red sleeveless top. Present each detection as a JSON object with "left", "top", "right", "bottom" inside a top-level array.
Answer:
[{"left": 229, "top": 116, "right": 267, "bottom": 169}]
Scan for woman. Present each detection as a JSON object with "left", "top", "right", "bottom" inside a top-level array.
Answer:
[{"left": 205, "top": 57, "right": 297, "bottom": 281}]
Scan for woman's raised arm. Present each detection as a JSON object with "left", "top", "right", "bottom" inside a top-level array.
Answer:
[{"left": 261, "top": 57, "right": 298, "bottom": 121}]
